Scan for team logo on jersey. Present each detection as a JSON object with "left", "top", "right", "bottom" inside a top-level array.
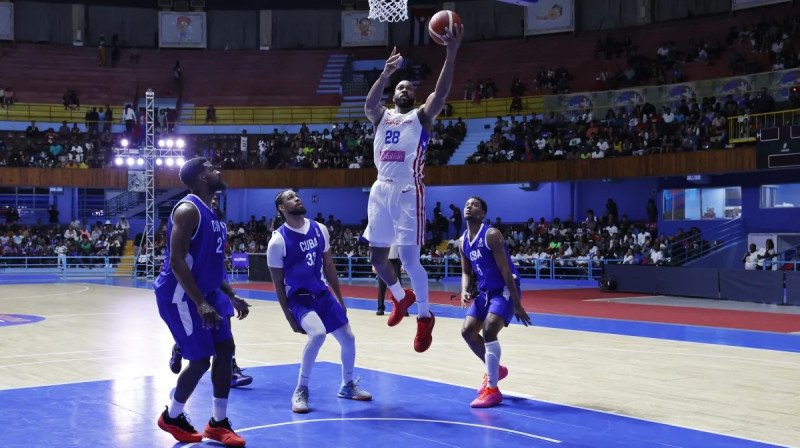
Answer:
[
  {"left": 314, "top": 227, "right": 320, "bottom": 238},
  {"left": 380, "top": 150, "right": 405, "bottom": 162},
  {"left": 477, "top": 238, "right": 484, "bottom": 248}
]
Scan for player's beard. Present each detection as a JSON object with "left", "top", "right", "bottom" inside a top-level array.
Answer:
[
  {"left": 210, "top": 178, "right": 227, "bottom": 193},
  {"left": 395, "top": 95, "right": 414, "bottom": 109},
  {"left": 288, "top": 205, "right": 307, "bottom": 216}
]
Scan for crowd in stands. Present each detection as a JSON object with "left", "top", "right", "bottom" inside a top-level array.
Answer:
[
  {"left": 0, "top": 217, "right": 130, "bottom": 267},
  {"left": 190, "top": 118, "right": 466, "bottom": 170},
  {"left": 0, "top": 120, "right": 118, "bottom": 168},
  {"left": 136, "top": 196, "right": 732, "bottom": 280},
  {"left": 465, "top": 85, "right": 782, "bottom": 164}
]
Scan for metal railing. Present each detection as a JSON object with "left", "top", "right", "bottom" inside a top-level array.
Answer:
[
  {"left": 331, "top": 256, "right": 621, "bottom": 281},
  {"left": 728, "top": 108, "right": 800, "bottom": 144},
  {"left": 0, "top": 103, "right": 127, "bottom": 125},
  {"left": 178, "top": 96, "right": 545, "bottom": 126},
  {"left": 0, "top": 255, "right": 136, "bottom": 279},
  {"left": 0, "top": 254, "right": 624, "bottom": 282},
  {"left": 669, "top": 218, "right": 745, "bottom": 265}
]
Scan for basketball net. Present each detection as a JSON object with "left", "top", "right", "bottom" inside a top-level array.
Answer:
[{"left": 368, "top": 0, "right": 409, "bottom": 22}]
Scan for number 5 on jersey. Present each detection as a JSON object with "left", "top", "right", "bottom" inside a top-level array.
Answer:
[{"left": 384, "top": 130, "right": 400, "bottom": 144}]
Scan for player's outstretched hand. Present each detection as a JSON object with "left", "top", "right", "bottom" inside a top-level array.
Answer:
[
  {"left": 460, "top": 290, "right": 473, "bottom": 310},
  {"left": 230, "top": 295, "right": 251, "bottom": 320},
  {"left": 383, "top": 46, "right": 403, "bottom": 77},
  {"left": 513, "top": 302, "right": 532, "bottom": 327},
  {"left": 197, "top": 301, "right": 222, "bottom": 329},
  {"left": 441, "top": 24, "right": 464, "bottom": 51}
]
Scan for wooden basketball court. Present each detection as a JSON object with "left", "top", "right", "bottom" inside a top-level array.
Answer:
[{"left": 0, "top": 279, "right": 797, "bottom": 447}]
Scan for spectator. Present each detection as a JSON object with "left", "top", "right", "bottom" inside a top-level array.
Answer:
[
  {"left": 129, "top": 46, "right": 140, "bottom": 64},
  {"left": 122, "top": 105, "right": 136, "bottom": 134},
  {"left": 173, "top": 61, "right": 182, "bottom": 89},
  {"left": 48, "top": 204, "right": 59, "bottom": 224},
  {"left": 3, "top": 86, "right": 13, "bottom": 108},
  {"left": 742, "top": 243, "right": 758, "bottom": 270},
  {"left": 206, "top": 105, "right": 217, "bottom": 123}
]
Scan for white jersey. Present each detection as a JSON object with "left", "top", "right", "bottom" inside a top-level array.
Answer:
[{"left": 373, "top": 108, "right": 429, "bottom": 180}]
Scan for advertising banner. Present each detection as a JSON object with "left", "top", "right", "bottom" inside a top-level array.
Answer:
[
  {"left": 159, "top": 12, "right": 207, "bottom": 48},
  {"left": 342, "top": 11, "right": 388, "bottom": 47},
  {"left": 524, "top": 0, "right": 574, "bottom": 36}
]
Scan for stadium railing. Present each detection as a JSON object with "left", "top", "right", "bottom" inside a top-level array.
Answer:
[
  {"left": 728, "top": 108, "right": 800, "bottom": 144},
  {"left": 0, "top": 104, "right": 127, "bottom": 125},
  {"left": 181, "top": 96, "right": 545, "bottom": 125},
  {"left": 0, "top": 97, "right": 544, "bottom": 126},
  {"left": 1, "top": 254, "right": 624, "bottom": 281}
]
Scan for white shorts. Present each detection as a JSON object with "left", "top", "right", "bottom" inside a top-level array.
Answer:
[{"left": 364, "top": 177, "right": 425, "bottom": 247}]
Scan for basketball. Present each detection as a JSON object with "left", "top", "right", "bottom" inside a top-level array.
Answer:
[{"left": 428, "top": 10, "right": 462, "bottom": 45}]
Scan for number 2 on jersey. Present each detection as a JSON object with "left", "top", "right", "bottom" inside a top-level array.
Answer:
[
  {"left": 384, "top": 130, "right": 400, "bottom": 145},
  {"left": 216, "top": 237, "right": 223, "bottom": 254}
]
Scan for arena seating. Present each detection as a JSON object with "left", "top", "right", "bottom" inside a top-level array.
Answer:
[{"left": 0, "top": 3, "right": 795, "bottom": 112}]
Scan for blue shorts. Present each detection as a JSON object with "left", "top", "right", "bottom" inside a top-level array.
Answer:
[
  {"left": 289, "top": 289, "right": 348, "bottom": 334},
  {"left": 467, "top": 279, "right": 520, "bottom": 327},
  {"left": 156, "top": 289, "right": 234, "bottom": 361}
]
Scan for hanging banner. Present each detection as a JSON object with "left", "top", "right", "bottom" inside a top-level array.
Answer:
[
  {"left": 543, "top": 67, "right": 800, "bottom": 117},
  {"left": 127, "top": 170, "right": 146, "bottom": 193},
  {"left": 0, "top": 3, "right": 13, "bottom": 41},
  {"left": 341, "top": 11, "right": 388, "bottom": 47},
  {"left": 159, "top": 12, "right": 207, "bottom": 48},
  {"left": 732, "top": 0, "right": 790, "bottom": 10},
  {"left": 524, "top": 0, "right": 574, "bottom": 36}
]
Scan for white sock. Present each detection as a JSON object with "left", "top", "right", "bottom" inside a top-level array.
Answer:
[
  {"left": 331, "top": 324, "right": 356, "bottom": 386},
  {"left": 168, "top": 398, "right": 185, "bottom": 419},
  {"left": 387, "top": 282, "right": 405, "bottom": 301},
  {"left": 212, "top": 397, "right": 228, "bottom": 422},
  {"left": 485, "top": 341, "right": 501, "bottom": 388},
  {"left": 298, "top": 312, "right": 326, "bottom": 388},
  {"left": 398, "top": 245, "right": 430, "bottom": 318}
]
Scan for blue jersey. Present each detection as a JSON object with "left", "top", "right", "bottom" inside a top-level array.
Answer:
[
  {"left": 276, "top": 219, "right": 327, "bottom": 296},
  {"left": 154, "top": 194, "right": 227, "bottom": 298},
  {"left": 462, "top": 224, "right": 519, "bottom": 292}
]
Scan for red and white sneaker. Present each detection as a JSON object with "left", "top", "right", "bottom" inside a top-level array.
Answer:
[
  {"left": 478, "top": 365, "right": 508, "bottom": 395},
  {"left": 203, "top": 417, "right": 246, "bottom": 447},
  {"left": 387, "top": 288, "right": 416, "bottom": 327},
  {"left": 413, "top": 311, "right": 435, "bottom": 353},
  {"left": 157, "top": 407, "right": 202, "bottom": 443},
  {"left": 470, "top": 386, "right": 503, "bottom": 408}
]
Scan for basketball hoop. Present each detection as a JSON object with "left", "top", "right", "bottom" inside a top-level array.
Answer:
[{"left": 368, "top": 0, "right": 409, "bottom": 22}]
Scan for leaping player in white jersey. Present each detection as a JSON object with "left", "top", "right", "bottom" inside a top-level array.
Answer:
[{"left": 363, "top": 23, "right": 463, "bottom": 353}]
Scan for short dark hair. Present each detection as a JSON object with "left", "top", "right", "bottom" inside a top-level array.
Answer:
[
  {"left": 178, "top": 157, "right": 208, "bottom": 187},
  {"left": 469, "top": 196, "right": 488, "bottom": 215},
  {"left": 274, "top": 189, "right": 292, "bottom": 218}
]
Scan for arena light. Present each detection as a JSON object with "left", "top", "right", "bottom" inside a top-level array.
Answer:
[
  {"left": 126, "top": 157, "right": 134, "bottom": 166},
  {"left": 158, "top": 139, "right": 165, "bottom": 148},
  {"left": 176, "top": 157, "right": 185, "bottom": 167},
  {"left": 166, "top": 139, "right": 174, "bottom": 148},
  {"left": 176, "top": 138, "right": 185, "bottom": 149},
  {"left": 120, "top": 138, "right": 129, "bottom": 148},
  {"left": 165, "top": 158, "right": 174, "bottom": 167},
  {"left": 136, "top": 158, "right": 144, "bottom": 166},
  {"left": 155, "top": 158, "right": 163, "bottom": 166},
  {"left": 115, "top": 157, "right": 123, "bottom": 166}
]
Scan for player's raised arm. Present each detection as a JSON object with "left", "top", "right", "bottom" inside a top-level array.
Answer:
[
  {"left": 365, "top": 47, "right": 402, "bottom": 124},
  {"left": 169, "top": 203, "right": 220, "bottom": 329},
  {"left": 419, "top": 24, "right": 463, "bottom": 127},
  {"left": 459, "top": 236, "right": 474, "bottom": 309},
  {"left": 486, "top": 228, "right": 531, "bottom": 326}
]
